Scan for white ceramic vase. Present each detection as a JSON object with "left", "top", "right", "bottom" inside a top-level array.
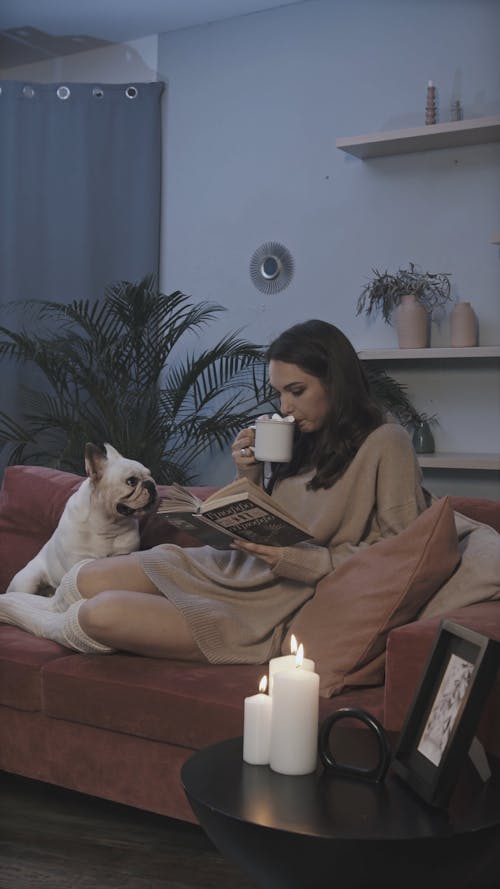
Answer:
[
  {"left": 450, "top": 301, "right": 478, "bottom": 347},
  {"left": 395, "top": 294, "right": 428, "bottom": 349}
]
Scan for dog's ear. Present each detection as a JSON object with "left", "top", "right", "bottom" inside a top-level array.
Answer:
[
  {"left": 103, "top": 443, "right": 123, "bottom": 462},
  {"left": 85, "top": 442, "right": 108, "bottom": 482}
]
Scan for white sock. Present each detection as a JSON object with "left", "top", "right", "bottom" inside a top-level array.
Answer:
[
  {"left": 0, "top": 596, "right": 114, "bottom": 654},
  {"left": 0, "top": 591, "right": 53, "bottom": 628},
  {"left": 0, "top": 591, "right": 54, "bottom": 614},
  {"left": 61, "top": 600, "right": 115, "bottom": 653},
  {"left": 6, "top": 560, "right": 92, "bottom": 612},
  {"left": 49, "top": 559, "right": 93, "bottom": 612}
]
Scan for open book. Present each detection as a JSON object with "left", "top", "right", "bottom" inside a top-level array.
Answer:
[{"left": 157, "top": 477, "right": 313, "bottom": 548}]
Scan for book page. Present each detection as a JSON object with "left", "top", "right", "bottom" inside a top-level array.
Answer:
[
  {"left": 199, "top": 499, "right": 312, "bottom": 546},
  {"left": 158, "top": 511, "right": 233, "bottom": 549},
  {"left": 202, "top": 478, "right": 305, "bottom": 527},
  {"left": 157, "top": 484, "right": 202, "bottom": 514}
]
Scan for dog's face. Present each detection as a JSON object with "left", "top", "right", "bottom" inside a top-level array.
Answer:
[{"left": 85, "top": 443, "right": 157, "bottom": 518}]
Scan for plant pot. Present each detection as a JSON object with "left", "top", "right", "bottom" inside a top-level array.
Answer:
[
  {"left": 412, "top": 420, "right": 435, "bottom": 454},
  {"left": 396, "top": 294, "right": 429, "bottom": 349},
  {"left": 450, "top": 301, "right": 478, "bottom": 347}
]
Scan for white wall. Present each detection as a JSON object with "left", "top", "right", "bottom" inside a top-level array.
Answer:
[
  {"left": 2, "top": 1, "right": 499, "bottom": 496},
  {"left": 157, "top": 0, "right": 500, "bottom": 495}
]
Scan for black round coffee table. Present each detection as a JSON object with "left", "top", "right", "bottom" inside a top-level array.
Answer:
[{"left": 181, "top": 731, "right": 500, "bottom": 889}]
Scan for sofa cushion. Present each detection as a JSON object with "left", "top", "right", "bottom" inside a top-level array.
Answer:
[
  {"left": 0, "top": 466, "right": 83, "bottom": 591},
  {"left": 37, "top": 647, "right": 384, "bottom": 748},
  {"left": 0, "top": 625, "right": 384, "bottom": 748},
  {"left": 450, "top": 496, "right": 500, "bottom": 534},
  {"left": 418, "top": 512, "right": 500, "bottom": 619},
  {"left": 41, "top": 655, "right": 263, "bottom": 747},
  {"left": 283, "top": 496, "right": 460, "bottom": 697},
  {"left": 0, "top": 626, "right": 73, "bottom": 711}
]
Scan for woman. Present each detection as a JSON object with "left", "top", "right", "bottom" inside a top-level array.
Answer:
[{"left": 0, "top": 320, "right": 429, "bottom": 661}]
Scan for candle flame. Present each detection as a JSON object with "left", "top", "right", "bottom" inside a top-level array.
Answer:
[
  {"left": 290, "top": 634, "right": 298, "bottom": 655},
  {"left": 295, "top": 644, "right": 304, "bottom": 668},
  {"left": 259, "top": 675, "right": 268, "bottom": 694}
]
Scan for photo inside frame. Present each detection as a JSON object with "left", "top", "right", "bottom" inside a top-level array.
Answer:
[
  {"left": 416, "top": 653, "right": 474, "bottom": 767},
  {"left": 391, "top": 620, "right": 499, "bottom": 808}
]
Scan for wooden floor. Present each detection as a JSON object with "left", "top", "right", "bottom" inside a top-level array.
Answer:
[{"left": 0, "top": 771, "right": 258, "bottom": 889}]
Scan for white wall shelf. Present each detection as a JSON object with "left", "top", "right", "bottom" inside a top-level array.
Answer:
[
  {"left": 358, "top": 346, "right": 500, "bottom": 360},
  {"left": 347, "top": 117, "right": 500, "bottom": 488},
  {"left": 336, "top": 116, "right": 500, "bottom": 158},
  {"left": 358, "top": 348, "right": 500, "bottom": 472},
  {"left": 417, "top": 453, "right": 500, "bottom": 471}
]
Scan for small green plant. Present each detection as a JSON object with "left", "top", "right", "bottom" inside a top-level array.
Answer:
[
  {"left": 364, "top": 367, "right": 428, "bottom": 428},
  {"left": 357, "top": 262, "right": 452, "bottom": 324}
]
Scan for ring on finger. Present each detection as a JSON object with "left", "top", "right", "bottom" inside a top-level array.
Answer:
[{"left": 240, "top": 447, "right": 246, "bottom": 456}]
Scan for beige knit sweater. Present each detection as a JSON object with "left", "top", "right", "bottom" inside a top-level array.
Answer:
[{"left": 138, "top": 423, "right": 428, "bottom": 664}]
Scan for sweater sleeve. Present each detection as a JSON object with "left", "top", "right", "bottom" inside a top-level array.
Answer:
[
  {"left": 371, "top": 424, "right": 428, "bottom": 535},
  {"left": 270, "top": 423, "right": 427, "bottom": 585},
  {"left": 271, "top": 541, "right": 333, "bottom": 584},
  {"left": 236, "top": 463, "right": 264, "bottom": 486}
]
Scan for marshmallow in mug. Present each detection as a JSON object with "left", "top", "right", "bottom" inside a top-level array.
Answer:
[{"left": 251, "top": 414, "right": 295, "bottom": 463}]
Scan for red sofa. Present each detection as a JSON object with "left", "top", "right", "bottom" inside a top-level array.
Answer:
[{"left": 0, "top": 465, "right": 499, "bottom": 823}]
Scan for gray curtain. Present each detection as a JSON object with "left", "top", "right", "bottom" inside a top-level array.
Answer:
[{"left": 0, "top": 79, "right": 164, "bottom": 473}]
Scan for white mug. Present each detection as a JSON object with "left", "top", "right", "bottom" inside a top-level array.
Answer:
[{"left": 252, "top": 417, "right": 295, "bottom": 463}]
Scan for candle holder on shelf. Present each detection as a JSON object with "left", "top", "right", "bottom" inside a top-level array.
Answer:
[{"left": 425, "top": 80, "right": 437, "bottom": 125}]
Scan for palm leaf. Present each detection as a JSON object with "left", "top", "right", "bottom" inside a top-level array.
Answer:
[{"left": 0, "top": 276, "right": 270, "bottom": 483}]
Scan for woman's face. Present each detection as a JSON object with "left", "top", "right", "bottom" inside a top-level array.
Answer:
[{"left": 269, "top": 360, "right": 330, "bottom": 433}]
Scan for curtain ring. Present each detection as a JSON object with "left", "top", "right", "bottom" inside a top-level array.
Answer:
[
  {"left": 92, "top": 87, "right": 104, "bottom": 99},
  {"left": 56, "top": 86, "right": 71, "bottom": 101},
  {"left": 22, "top": 85, "right": 35, "bottom": 99},
  {"left": 125, "top": 86, "right": 138, "bottom": 99}
]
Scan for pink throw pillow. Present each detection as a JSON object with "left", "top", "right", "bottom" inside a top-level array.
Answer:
[{"left": 284, "top": 497, "right": 460, "bottom": 697}]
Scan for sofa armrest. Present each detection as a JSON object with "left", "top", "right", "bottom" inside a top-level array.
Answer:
[
  {"left": 450, "top": 496, "right": 500, "bottom": 533},
  {"left": 384, "top": 602, "right": 500, "bottom": 756},
  {"left": 0, "top": 465, "right": 84, "bottom": 591}
]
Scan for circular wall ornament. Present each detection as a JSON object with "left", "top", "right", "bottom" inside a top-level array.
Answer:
[{"left": 249, "top": 242, "right": 294, "bottom": 294}]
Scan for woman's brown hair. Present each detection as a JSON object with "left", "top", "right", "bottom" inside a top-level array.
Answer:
[{"left": 265, "top": 319, "right": 384, "bottom": 490}]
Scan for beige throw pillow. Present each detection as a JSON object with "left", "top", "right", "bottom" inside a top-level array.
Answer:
[{"left": 284, "top": 496, "right": 460, "bottom": 697}]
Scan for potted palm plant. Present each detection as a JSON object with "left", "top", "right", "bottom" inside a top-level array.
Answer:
[
  {"left": 356, "top": 262, "right": 452, "bottom": 348},
  {"left": 0, "top": 275, "right": 272, "bottom": 483}
]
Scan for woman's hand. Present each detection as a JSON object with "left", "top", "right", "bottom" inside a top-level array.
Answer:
[
  {"left": 231, "top": 426, "right": 257, "bottom": 469},
  {"left": 230, "top": 538, "right": 285, "bottom": 569}
]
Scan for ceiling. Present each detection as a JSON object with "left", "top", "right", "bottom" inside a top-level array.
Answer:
[{"left": 0, "top": 0, "right": 307, "bottom": 69}]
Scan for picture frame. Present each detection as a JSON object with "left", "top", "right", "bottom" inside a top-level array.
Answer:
[{"left": 391, "top": 620, "right": 499, "bottom": 808}]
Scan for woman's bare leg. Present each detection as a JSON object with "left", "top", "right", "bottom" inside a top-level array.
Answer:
[
  {"left": 79, "top": 591, "right": 205, "bottom": 660},
  {"left": 77, "top": 555, "right": 206, "bottom": 661},
  {"left": 77, "top": 554, "right": 162, "bottom": 599}
]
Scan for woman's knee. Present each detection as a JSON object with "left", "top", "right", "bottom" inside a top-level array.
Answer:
[
  {"left": 77, "top": 554, "right": 157, "bottom": 599},
  {"left": 79, "top": 592, "right": 121, "bottom": 638}
]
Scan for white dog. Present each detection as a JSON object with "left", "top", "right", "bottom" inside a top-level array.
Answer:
[{"left": 7, "top": 443, "right": 157, "bottom": 594}]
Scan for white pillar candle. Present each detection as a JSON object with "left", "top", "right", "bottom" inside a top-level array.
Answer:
[
  {"left": 269, "top": 646, "right": 320, "bottom": 775},
  {"left": 243, "top": 676, "right": 272, "bottom": 765},
  {"left": 269, "top": 634, "right": 315, "bottom": 695}
]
